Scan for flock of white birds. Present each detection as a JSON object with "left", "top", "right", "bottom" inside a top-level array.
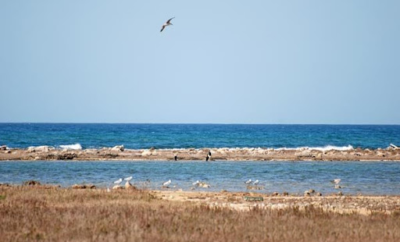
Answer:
[{"left": 107, "top": 176, "right": 342, "bottom": 192}]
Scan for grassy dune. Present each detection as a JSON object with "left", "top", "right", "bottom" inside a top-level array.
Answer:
[{"left": 0, "top": 186, "right": 399, "bottom": 241}]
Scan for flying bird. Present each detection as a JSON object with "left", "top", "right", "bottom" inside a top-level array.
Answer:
[{"left": 160, "top": 17, "right": 175, "bottom": 32}]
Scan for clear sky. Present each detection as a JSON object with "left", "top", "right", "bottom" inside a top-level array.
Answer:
[{"left": 1, "top": 1, "right": 399, "bottom": 124}]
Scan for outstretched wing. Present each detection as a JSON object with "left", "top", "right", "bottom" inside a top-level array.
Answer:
[
  {"left": 166, "top": 17, "right": 175, "bottom": 24},
  {"left": 160, "top": 25, "right": 166, "bottom": 32}
]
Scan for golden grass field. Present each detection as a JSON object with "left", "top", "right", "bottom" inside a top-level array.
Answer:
[{"left": 1, "top": 185, "right": 399, "bottom": 242}]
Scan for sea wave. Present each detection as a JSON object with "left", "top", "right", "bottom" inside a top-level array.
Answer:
[{"left": 59, "top": 143, "right": 82, "bottom": 150}]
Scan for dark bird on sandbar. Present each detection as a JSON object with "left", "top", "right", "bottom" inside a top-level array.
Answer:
[
  {"left": 174, "top": 155, "right": 178, "bottom": 161},
  {"left": 160, "top": 17, "right": 175, "bottom": 32}
]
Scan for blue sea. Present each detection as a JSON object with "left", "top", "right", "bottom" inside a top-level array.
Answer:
[
  {"left": 1, "top": 123, "right": 400, "bottom": 195},
  {"left": 1, "top": 123, "right": 400, "bottom": 149}
]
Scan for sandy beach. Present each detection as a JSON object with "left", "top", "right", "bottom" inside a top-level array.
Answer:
[
  {"left": 153, "top": 190, "right": 400, "bottom": 215},
  {"left": 1, "top": 145, "right": 400, "bottom": 161}
]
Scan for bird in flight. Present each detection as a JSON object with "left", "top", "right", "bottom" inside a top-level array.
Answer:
[{"left": 160, "top": 17, "right": 175, "bottom": 32}]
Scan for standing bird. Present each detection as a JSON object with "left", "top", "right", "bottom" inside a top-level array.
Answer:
[
  {"left": 162, "top": 179, "right": 172, "bottom": 187},
  {"left": 124, "top": 176, "right": 132, "bottom": 182},
  {"left": 253, "top": 180, "right": 259, "bottom": 185},
  {"left": 114, "top": 178, "right": 122, "bottom": 184},
  {"left": 160, "top": 17, "right": 175, "bottom": 32},
  {"left": 245, "top": 179, "right": 252, "bottom": 184},
  {"left": 331, "top": 178, "right": 341, "bottom": 189}
]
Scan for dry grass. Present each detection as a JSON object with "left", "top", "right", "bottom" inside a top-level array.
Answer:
[{"left": 0, "top": 186, "right": 399, "bottom": 242}]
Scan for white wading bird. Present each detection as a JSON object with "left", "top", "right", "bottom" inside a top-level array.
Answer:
[
  {"left": 331, "top": 179, "right": 341, "bottom": 184},
  {"left": 114, "top": 178, "right": 122, "bottom": 184},
  {"left": 245, "top": 179, "right": 252, "bottom": 184},
  {"left": 160, "top": 17, "right": 175, "bottom": 32},
  {"left": 253, "top": 180, "right": 259, "bottom": 185},
  {"left": 162, "top": 179, "right": 172, "bottom": 187},
  {"left": 124, "top": 176, "right": 133, "bottom": 181}
]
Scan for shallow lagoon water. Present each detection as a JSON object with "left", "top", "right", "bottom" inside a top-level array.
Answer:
[{"left": 1, "top": 160, "right": 400, "bottom": 195}]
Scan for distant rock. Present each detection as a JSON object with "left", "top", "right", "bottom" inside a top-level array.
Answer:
[
  {"left": 57, "top": 153, "right": 77, "bottom": 160},
  {"left": 125, "top": 181, "right": 131, "bottom": 188},
  {"left": 27, "top": 146, "right": 52, "bottom": 153},
  {"left": 112, "top": 185, "right": 124, "bottom": 190},
  {"left": 141, "top": 150, "right": 152, "bottom": 156},
  {"left": 23, "top": 180, "right": 41, "bottom": 186},
  {"left": 125, "top": 182, "right": 138, "bottom": 190},
  {"left": 199, "top": 182, "right": 211, "bottom": 188},
  {"left": 111, "top": 145, "right": 125, "bottom": 152},
  {"left": 72, "top": 184, "right": 96, "bottom": 189}
]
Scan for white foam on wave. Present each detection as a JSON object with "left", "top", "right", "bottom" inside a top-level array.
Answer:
[
  {"left": 312, "top": 145, "right": 354, "bottom": 151},
  {"left": 59, "top": 143, "right": 82, "bottom": 150},
  {"left": 159, "top": 146, "right": 354, "bottom": 152},
  {"left": 276, "top": 145, "right": 354, "bottom": 151}
]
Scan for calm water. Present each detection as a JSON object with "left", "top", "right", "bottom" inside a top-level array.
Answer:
[
  {"left": 1, "top": 160, "right": 400, "bottom": 195},
  {"left": 1, "top": 124, "right": 400, "bottom": 195},
  {"left": 1, "top": 123, "right": 400, "bottom": 149}
]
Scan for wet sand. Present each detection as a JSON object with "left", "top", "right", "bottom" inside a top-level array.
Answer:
[{"left": 1, "top": 146, "right": 400, "bottom": 161}]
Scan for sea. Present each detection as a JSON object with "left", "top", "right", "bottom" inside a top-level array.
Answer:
[{"left": 1, "top": 123, "right": 400, "bottom": 195}]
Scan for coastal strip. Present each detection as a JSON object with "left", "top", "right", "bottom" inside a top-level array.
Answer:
[
  {"left": 1, "top": 185, "right": 399, "bottom": 241},
  {"left": 1, "top": 145, "right": 400, "bottom": 161}
]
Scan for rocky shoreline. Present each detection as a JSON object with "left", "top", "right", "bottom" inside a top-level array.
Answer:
[{"left": 1, "top": 145, "right": 400, "bottom": 161}]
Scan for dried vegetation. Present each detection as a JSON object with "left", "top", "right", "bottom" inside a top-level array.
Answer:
[{"left": 0, "top": 186, "right": 399, "bottom": 242}]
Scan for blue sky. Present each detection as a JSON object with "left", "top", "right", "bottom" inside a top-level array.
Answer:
[{"left": 1, "top": 1, "right": 399, "bottom": 124}]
